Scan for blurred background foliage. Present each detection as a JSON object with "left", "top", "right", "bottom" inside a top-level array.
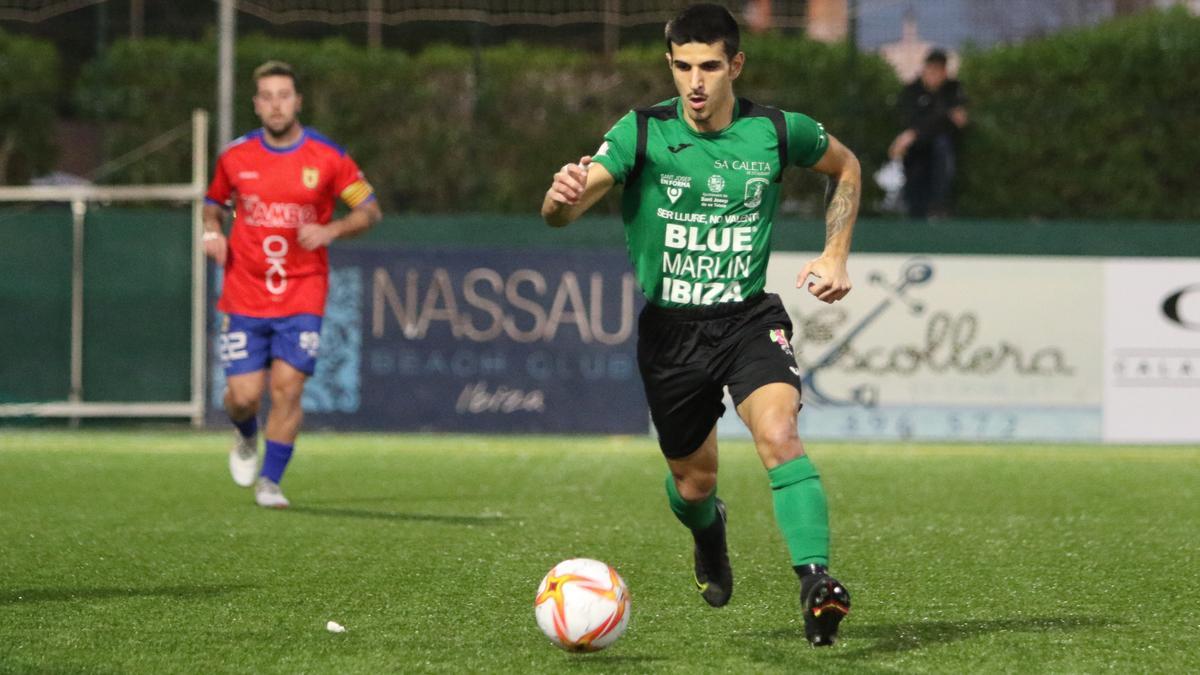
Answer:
[
  {"left": 0, "top": 29, "right": 60, "bottom": 184},
  {"left": 957, "top": 7, "right": 1200, "bottom": 219},
  {"left": 5, "top": 6, "right": 1199, "bottom": 218}
]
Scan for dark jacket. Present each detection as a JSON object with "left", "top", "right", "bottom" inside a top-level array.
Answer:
[{"left": 898, "top": 78, "right": 968, "bottom": 154}]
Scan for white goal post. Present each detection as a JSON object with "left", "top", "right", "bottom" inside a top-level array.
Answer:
[{"left": 0, "top": 110, "right": 209, "bottom": 426}]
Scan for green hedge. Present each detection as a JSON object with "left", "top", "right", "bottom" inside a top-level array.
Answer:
[
  {"left": 0, "top": 28, "right": 59, "bottom": 184},
  {"left": 957, "top": 7, "right": 1200, "bottom": 219},
  {"left": 76, "top": 34, "right": 898, "bottom": 215},
  {"left": 71, "top": 8, "right": 1200, "bottom": 219}
]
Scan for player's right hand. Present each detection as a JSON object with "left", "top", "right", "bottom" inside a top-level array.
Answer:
[
  {"left": 888, "top": 129, "right": 917, "bottom": 160},
  {"left": 547, "top": 156, "right": 592, "bottom": 205},
  {"left": 202, "top": 231, "right": 228, "bottom": 266},
  {"left": 798, "top": 255, "right": 852, "bottom": 304}
]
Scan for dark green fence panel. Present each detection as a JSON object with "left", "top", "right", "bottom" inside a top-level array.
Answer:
[
  {"left": 0, "top": 207, "right": 73, "bottom": 402},
  {"left": 0, "top": 207, "right": 191, "bottom": 405},
  {"left": 82, "top": 208, "right": 192, "bottom": 402}
]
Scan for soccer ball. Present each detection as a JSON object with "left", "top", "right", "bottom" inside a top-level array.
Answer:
[{"left": 533, "top": 558, "right": 631, "bottom": 652}]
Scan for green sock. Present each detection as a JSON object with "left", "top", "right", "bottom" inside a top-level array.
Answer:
[
  {"left": 768, "top": 456, "right": 830, "bottom": 567},
  {"left": 665, "top": 473, "right": 717, "bottom": 531}
]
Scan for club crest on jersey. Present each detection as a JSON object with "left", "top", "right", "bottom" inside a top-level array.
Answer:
[
  {"left": 302, "top": 166, "right": 319, "bottom": 189},
  {"left": 744, "top": 177, "right": 769, "bottom": 209},
  {"left": 701, "top": 174, "right": 729, "bottom": 208}
]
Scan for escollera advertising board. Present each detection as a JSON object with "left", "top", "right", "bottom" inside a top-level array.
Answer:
[
  {"left": 716, "top": 252, "right": 1106, "bottom": 442},
  {"left": 209, "top": 247, "right": 647, "bottom": 433}
]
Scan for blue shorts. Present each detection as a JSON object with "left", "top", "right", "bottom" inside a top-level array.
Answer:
[{"left": 220, "top": 313, "right": 323, "bottom": 377}]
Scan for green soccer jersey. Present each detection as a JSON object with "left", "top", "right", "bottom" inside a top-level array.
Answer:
[{"left": 592, "top": 97, "right": 828, "bottom": 308}]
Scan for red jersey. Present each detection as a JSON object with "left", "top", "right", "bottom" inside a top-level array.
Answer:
[{"left": 206, "top": 127, "right": 374, "bottom": 317}]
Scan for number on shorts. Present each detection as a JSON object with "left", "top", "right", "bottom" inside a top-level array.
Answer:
[
  {"left": 299, "top": 331, "right": 320, "bottom": 357},
  {"left": 220, "top": 331, "right": 249, "bottom": 362}
]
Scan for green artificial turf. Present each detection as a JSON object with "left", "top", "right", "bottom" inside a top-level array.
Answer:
[{"left": 1, "top": 431, "right": 1198, "bottom": 673}]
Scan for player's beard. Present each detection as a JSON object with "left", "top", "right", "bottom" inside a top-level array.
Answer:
[{"left": 264, "top": 117, "right": 298, "bottom": 141}]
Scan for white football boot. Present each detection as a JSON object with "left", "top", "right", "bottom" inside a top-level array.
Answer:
[
  {"left": 254, "top": 477, "right": 290, "bottom": 509},
  {"left": 228, "top": 432, "right": 258, "bottom": 488}
]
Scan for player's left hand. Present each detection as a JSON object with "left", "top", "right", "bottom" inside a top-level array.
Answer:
[
  {"left": 797, "top": 256, "right": 852, "bottom": 303},
  {"left": 297, "top": 223, "right": 335, "bottom": 251}
]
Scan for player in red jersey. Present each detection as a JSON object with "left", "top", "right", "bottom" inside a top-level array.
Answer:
[{"left": 202, "top": 61, "right": 381, "bottom": 508}]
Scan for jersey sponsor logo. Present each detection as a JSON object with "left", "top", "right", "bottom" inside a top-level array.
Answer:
[
  {"left": 302, "top": 166, "right": 320, "bottom": 189},
  {"left": 660, "top": 174, "right": 691, "bottom": 204},
  {"left": 263, "top": 235, "right": 289, "bottom": 295},
  {"left": 239, "top": 194, "right": 318, "bottom": 229},
  {"left": 667, "top": 143, "right": 693, "bottom": 154},
  {"left": 744, "top": 177, "right": 769, "bottom": 209},
  {"left": 701, "top": 174, "right": 729, "bottom": 208},
  {"left": 660, "top": 278, "right": 745, "bottom": 305},
  {"left": 237, "top": 171, "right": 260, "bottom": 180},
  {"left": 714, "top": 159, "right": 773, "bottom": 177},
  {"left": 662, "top": 252, "right": 752, "bottom": 279},
  {"left": 663, "top": 223, "right": 754, "bottom": 253},
  {"left": 659, "top": 223, "right": 756, "bottom": 307}
]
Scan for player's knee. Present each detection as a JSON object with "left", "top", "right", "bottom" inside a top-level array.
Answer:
[
  {"left": 225, "top": 388, "right": 260, "bottom": 416},
  {"left": 673, "top": 470, "right": 717, "bottom": 503},
  {"left": 754, "top": 421, "right": 803, "bottom": 464},
  {"left": 269, "top": 380, "right": 304, "bottom": 407}
]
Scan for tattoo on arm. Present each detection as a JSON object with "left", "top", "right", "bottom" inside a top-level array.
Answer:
[
  {"left": 824, "top": 176, "right": 839, "bottom": 209},
  {"left": 825, "top": 178, "right": 858, "bottom": 244}
]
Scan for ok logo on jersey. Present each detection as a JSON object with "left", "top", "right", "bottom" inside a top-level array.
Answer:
[{"left": 263, "top": 235, "right": 289, "bottom": 295}]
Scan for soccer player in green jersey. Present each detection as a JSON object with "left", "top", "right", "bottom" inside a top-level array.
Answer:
[{"left": 541, "top": 3, "right": 859, "bottom": 646}]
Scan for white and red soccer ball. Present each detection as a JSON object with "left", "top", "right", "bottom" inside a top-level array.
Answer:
[{"left": 533, "top": 558, "right": 630, "bottom": 652}]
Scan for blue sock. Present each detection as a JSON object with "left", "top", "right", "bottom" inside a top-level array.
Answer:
[
  {"left": 230, "top": 415, "right": 257, "bottom": 439},
  {"left": 260, "top": 440, "right": 294, "bottom": 484}
]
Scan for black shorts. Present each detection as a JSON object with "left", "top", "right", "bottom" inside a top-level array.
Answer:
[{"left": 637, "top": 292, "right": 802, "bottom": 459}]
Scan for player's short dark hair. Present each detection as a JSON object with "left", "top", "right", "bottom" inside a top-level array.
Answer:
[
  {"left": 253, "top": 60, "right": 299, "bottom": 91},
  {"left": 924, "top": 48, "right": 949, "bottom": 66},
  {"left": 665, "top": 3, "right": 741, "bottom": 61}
]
